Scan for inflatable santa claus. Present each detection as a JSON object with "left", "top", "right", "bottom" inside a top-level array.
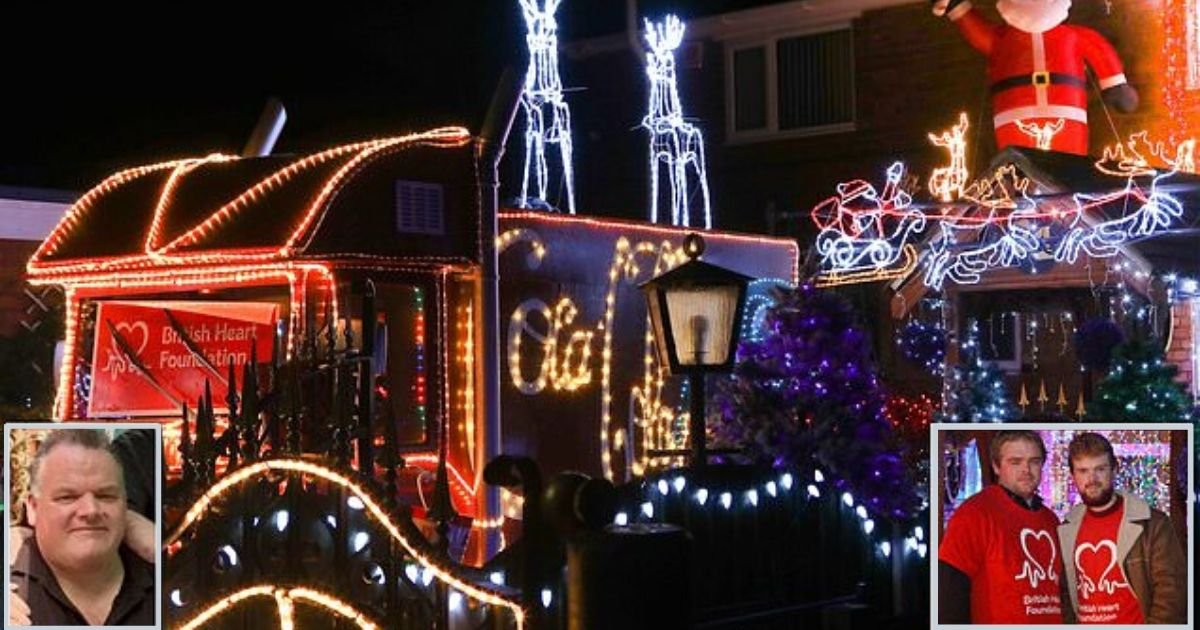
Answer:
[{"left": 932, "top": 0, "right": 1138, "bottom": 155}]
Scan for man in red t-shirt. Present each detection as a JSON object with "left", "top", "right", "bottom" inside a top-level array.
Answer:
[
  {"left": 1058, "top": 432, "right": 1187, "bottom": 624},
  {"left": 938, "top": 430, "right": 1065, "bottom": 624}
]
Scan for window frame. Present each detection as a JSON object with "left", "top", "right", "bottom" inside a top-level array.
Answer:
[{"left": 724, "top": 23, "right": 857, "bottom": 145}]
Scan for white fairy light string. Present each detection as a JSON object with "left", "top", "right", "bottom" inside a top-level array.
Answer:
[
  {"left": 643, "top": 15, "right": 712, "bottom": 229},
  {"left": 518, "top": 0, "right": 576, "bottom": 214},
  {"left": 811, "top": 135, "right": 1193, "bottom": 290}
]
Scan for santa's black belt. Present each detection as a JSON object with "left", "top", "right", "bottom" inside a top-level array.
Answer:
[{"left": 990, "top": 72, "right": 1087, "bottom": 93}]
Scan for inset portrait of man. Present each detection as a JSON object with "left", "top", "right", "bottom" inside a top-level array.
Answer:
[
  {"left": 1058, "top": 431, "right": 1188, "bottom": 624},
  {"left": 938, "top": 430, "right": 1065, "bottom": 624},
  {"left": 8, "top": 428, "right": 156, "bottom": 626}
]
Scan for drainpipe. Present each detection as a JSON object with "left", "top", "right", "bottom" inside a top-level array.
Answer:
[
  {"left": 626, "top": 0, "right": 642, "bottom": 54},
  {"left": 476, "top": 67, "right": 522, "bottom": 559}
]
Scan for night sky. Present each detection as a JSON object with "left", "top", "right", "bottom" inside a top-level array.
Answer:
[{"left": 1, "top": 1, "right": 775, "bottom": 192}]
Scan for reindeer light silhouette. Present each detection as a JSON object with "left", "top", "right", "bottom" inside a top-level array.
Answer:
[
  {"left": 643, "top": 15, "right": 712, "bottom": 228},
  {"left": 519, "top": 0, "right": 575, "bottom": 214},
  {"left": 928, "top": 112, "right": 970, "bottom": 202},
  {"left": 1015, "top": 118, "right": 1066, "bottom": 151}
]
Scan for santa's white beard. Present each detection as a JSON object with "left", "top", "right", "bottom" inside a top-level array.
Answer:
[{"left": 997, "top": 0, "right": 1071, "bottom": 33}]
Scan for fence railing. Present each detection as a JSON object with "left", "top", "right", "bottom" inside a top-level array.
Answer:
[{"left": 163, "top": 310, "right": 526, "bottom": 629}]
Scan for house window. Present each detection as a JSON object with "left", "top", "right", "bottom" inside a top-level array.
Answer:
[
  {"left": 979, "top": 313, "right": 1022, "bottom": 373},
  {"left": 727, "top": 26, "right": 855, "bottom": 143},
  {"left": 733, "top": 47, "right": 767, "bottom": 131}
]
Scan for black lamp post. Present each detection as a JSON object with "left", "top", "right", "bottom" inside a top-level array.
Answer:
[{"left": 640, "top": 234, "right": 750, "bottom": 469}]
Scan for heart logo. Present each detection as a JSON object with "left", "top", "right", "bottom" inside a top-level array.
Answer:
[
  {"left": 1074, "top": 540, "right": 1129, "bottom": 600},
  {"left": 1014, "top": 528, "right": 1058, "bottom": 588},
  {"left": 105, "top": 321, "right": 150, "bottom": 382},
  {"left": 114, "top": 321, "right": 150, "bottom": 355}
]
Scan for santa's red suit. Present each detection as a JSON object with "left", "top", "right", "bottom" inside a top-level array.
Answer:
[{"left": 938, "top": 0, "right": 1136, "bottom": 155}]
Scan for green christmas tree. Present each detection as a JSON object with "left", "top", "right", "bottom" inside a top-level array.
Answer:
[
  {"left": 940, "top": 333, "right": 1018, "bottom": 423},
  {"left": 1089, "top": 339, "right": 1192, "bottom": 422}
]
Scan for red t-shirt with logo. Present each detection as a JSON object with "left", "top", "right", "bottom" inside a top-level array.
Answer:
[
  {"left": 940, "top": 484, "right": 1064, "bottom": 623},
  {"left": 1073, "top": 497, "right": 1144, "bottom": 624}
]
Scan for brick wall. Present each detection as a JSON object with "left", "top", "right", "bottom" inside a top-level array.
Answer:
[
  {"left": 565, "top": 1, "right": 1190, "bottom": 234},
  {"left": 1166, "top": 300, "right": 1196, "bottom": 395}
]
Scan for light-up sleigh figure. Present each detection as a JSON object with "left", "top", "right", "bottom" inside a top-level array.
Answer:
[
  {"left": 518, "top": 0, "right": 576, "bottom": 214},
  {"left": 812, "top": 162, "right": 926, "bottom": 285},
  {"left": 643, "top": 15, "right": 712, "bottom": 228},
  {"left": 924, "top": 168, "right": 1055, "bottom": 289},
  {"left": 1055, "top": 171, "right": 1185, "bottom": 263}
]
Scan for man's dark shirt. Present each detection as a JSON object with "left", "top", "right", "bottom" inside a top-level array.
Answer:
[{"left": 11, "top": 535, "right": 155, "bottom": 626}]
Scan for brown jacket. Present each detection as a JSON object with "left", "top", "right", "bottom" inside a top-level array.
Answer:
[{"left": 1057, "top": 492, "right": 1187, "bottom": 624}]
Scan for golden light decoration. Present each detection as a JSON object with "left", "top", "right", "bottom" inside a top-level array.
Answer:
[
  {"left": 175, "top": 584, "right": 380, "bottom": 630},
  {"left": 500, "top": 226, "right": 708, "bottom": 480},
  {"left": 165, "top": 458, "right": 526, "bottom": 627},
  {"left": 814, "top": 244, "right": 918, "bottom": 288},
  {"left": 31, "top": 158, "right": 192, "bottom": 263},
  {"left": 928, "top": 112, "right": 970, "bottom": 202},
  {"left": 28, "top": 127, "right": 472, "bottom": 280},
  {"left": 144, "top": 154, "right": 236, "bottom": 255},
  {"left": 1095, "top": 131, "right": 1197, "bottom": 178},
  {"left": 960, "top": 164, "right": 1034, "bottom": 211},
  {"left": 497, "top": 212, "right": 801, "bottom": 285},
  {"left": 459, "top": 300, "right": 478, "bottom": 473},
  {"left": 1015, "top": 118, "right": 1065, "bottom": 151},
  {"left": 507, "top": 297, "right": 595, "bottom": 394}
]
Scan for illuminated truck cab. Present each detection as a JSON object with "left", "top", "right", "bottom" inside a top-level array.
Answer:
[{"left": 26, "top": 125, "right": 797, "bottom": 533}]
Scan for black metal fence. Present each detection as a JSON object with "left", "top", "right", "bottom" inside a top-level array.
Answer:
[{"left": 163, "top": 318, "right": 524, "bottom": 629}]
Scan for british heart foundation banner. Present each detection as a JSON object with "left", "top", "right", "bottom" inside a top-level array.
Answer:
[{"left": 88, "top": 300, "right": 278, "bottom": 417}]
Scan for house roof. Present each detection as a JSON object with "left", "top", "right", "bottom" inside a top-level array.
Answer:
[{"left": 26, "top": 127, "right": 475, "bottom": 281}]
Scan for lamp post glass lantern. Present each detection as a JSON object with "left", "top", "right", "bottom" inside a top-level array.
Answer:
[{"left": 640, "top": 234, "right": 750, "bottom": 468}]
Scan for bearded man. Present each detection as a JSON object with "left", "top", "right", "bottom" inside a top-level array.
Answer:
[{"left": 1057, "top": 432, "right": 1187, "bottom": 624}]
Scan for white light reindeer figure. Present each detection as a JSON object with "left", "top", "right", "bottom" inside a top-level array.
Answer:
[
  {"left": 643, "top": 15, "right": 712, "bottom": 228},
  {"left": 519, "top": 0, "right": 575, "bottom": 214}
]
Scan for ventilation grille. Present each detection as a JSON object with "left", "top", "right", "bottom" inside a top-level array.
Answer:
[{"left": 394, "top": 180, "right": 444, "bottom": 235}]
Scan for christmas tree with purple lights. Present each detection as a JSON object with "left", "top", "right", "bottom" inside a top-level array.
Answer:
[{"left": 714, "top": 284, "right": 920, "bottom": 520}]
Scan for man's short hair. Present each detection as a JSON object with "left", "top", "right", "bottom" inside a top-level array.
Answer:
[
  {"left": 1067, "top": 432, "right": 1118, "bottom": 472},
  {"left": 989, "top": 430, "right": 1047, "bottom": 465},
  {"left": 28, "top": 429, "right": 122, "bottom": 495}
]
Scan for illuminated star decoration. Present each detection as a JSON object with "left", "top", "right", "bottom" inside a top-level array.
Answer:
[
  {"left": 518, "top": 0, "right": 576, "bottom": 214},
  {"left": 811, "top": 161, "right": 925, "bottom": 286},
  {"left": 643, "top": 15, "right": 713, "bottom": 229}
]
